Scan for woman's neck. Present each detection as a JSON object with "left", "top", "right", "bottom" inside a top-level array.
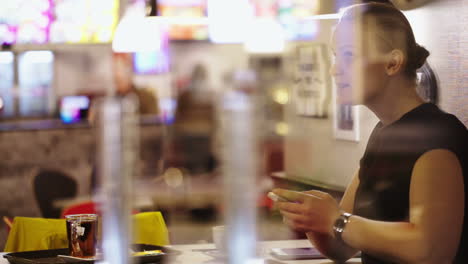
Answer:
[{"left": 366, "top": 79, "right": 425, "bottom": 126}]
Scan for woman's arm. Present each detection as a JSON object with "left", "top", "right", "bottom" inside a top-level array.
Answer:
[
  {"left": 304, "top": 169, "right": 361, "bottom": 261},
  {"left": 275, "top": 149, "right": 464, "bottom": 263},
  {"left": 343, "top": 149, "right": 464, "bottom": 263}
]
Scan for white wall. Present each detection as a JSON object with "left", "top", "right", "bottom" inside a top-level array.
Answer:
[
  {"left": 54, "top": 45, "right": 114, "bottom": 97},
  {"left": 404, "top": 0, "right": 468, "bottom": 124}
]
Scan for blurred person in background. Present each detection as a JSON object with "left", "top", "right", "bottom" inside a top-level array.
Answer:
[
  {"left": 87, "top": 52, "right": 159, "bottom": 124},
  {"left": 169, "top": 63, "right": 218, "bottom": 176},
  {"left": 88, "top": 53, "right": 160, "bottom": 194},
  {"left": 113, "top": 52, "right": 159, "bottom": 115},
  {"left": 273, "top": 2, "right": 468, "bottom": 264}
]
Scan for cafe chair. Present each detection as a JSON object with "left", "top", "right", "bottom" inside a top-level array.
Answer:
[
  {"left": 60, "top": 201, "right": 98, "bottom": 218},
  {"left": 33, "top": 169, "right": 78, "bottom": 219},
  {"left": 4, "top": 217, "right": 68, "bottom": 252},
  {"left": 61, "top": 201, "right": 140, "bottom": 218},
  {"left": 3, "top": 216, "right": 13, "bottom": 232}
]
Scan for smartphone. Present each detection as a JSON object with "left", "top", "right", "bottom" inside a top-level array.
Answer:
[
  {"left": 267, "top": 192, "right": 290, "bottom": 202},
  {"left": 270, "top": 247, "right": 325, "bottom": 260}
]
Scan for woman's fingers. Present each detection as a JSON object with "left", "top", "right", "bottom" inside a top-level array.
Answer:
[
  {"left": 282, "top": 212, "right": 321, "bottom": 232},
  {"left": 273, "top": 188, "right": 324, "bottom": 203},
  {"left": 282, "top": 215, "right": 309, "bottom": 232},
  {"left": 280, "top": 210, "right": 307, "bottom": 223},
  {"left": 303, "top": 190, "right": 329, "bottom": 199},
  {"left": 275, "top": 189, "right": 328, "bottom": 216},
  {"left": 276, "top": 201, "right": 304, "bottom": 214},
  {"left": 282, "top": 215, "right": 317, "bottom": 233},
  {"left": 272, "top": 188, "right": 305, "bottom": 202},
  {"left": 281, "top": 210, "right": 330, "bottom": 234},
  {"left": 274, "top": 189, "right": 341, "bottom": 235}
]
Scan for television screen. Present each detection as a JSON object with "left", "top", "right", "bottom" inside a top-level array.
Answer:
[
  {"left": 60, "top": 96, "right": 90, "bottom": 123},
  {"left": 133, "top": 28, "right": 170, "bottom": 75},
  {"left": 133, "top": 50, "right": 170, "bottom": 75}
]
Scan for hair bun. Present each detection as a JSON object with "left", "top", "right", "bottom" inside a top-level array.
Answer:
[
  {"left": 411, "top": 44, "right": 430, "bottom": 70},
  {"left": 365, "top": 0, "right": 396, "bottom": 6}
]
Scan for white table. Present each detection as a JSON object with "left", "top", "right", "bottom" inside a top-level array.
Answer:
[
  {"left": 167, "top": 240, "right": 361, "bottom": 264},
  {"left": 0, "top": 240, "right": 361, "bottom": 264}
]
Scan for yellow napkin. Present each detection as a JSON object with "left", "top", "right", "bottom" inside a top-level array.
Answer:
[
  {"left": 133, "top": 212, "right": 169, "bottom": 246},
  {"left": 4, "top": 217, "right": 68, "bottom": 252},
  {"left": 4, "top": 212, "right": 169, "bottom": 252}
]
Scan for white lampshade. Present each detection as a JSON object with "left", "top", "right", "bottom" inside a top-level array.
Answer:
[
  {"left": 244, "top": 18, "right": 286, "bottom": 54},
  {"left": 112, "top": 3, "right": 163, "bottom": 53},
  {"left": 207, "top": 0, "right": 253, "bottom": 44}
]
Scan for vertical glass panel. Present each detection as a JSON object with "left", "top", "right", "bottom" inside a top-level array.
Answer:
[
  {"left": 18, "top": 50, "right": 54, "bottom": 117},
  {"left": 0, "top": 51, "right": 15, "bottom": 117}
]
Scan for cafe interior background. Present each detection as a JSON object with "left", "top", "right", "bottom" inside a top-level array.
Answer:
[{"left": 0, "top": 0, "right": 467, "bottom": 252}]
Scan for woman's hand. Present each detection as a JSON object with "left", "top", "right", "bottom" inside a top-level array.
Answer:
[{"left": 273, "top": 189, "right": 342, "bottom": 236}]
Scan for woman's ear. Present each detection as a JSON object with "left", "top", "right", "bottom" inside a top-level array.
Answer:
[{"left": 386, "top": 49, "right": 405, "bottom": 76}]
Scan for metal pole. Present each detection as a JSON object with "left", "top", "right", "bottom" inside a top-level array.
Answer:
[
  {"left": 98, "top": 95, "right": 139, "bottom": 264},
  {"left": 221, "top": 85, "right": 259, "bottom": 264}
]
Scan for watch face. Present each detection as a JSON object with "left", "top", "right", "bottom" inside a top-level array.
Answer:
[
  {"left": 334, "top": 214, "right": 349, "bottom": 230},
  {"left": 390, "top": 0, "right": 434, "bottom": 10},
  {"left": 335, "top": 217, "right": 346, "bottom": 229}
]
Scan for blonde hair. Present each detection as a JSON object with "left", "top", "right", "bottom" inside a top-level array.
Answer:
[{"left": 341, "top": 2, "right": 430, "bottom": 79}]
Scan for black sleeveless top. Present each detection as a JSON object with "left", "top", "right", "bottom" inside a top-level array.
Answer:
[{"left": 354, "top": 103, "right": 468, "bottom": 264}]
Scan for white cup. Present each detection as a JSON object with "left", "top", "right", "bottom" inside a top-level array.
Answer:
[{"left": 212, "top": 225, "right": 227, "bottom": 252}]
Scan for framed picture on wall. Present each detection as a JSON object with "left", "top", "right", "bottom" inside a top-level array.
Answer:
[
  {"left": 332, "top": 69, "right": 360, "bottom": 143},
  {"left": 333, "top": 103, "right": 360, "bottom": 142},
  {"left": 293, "top": 43, "right": 331, "bottom": 118}
]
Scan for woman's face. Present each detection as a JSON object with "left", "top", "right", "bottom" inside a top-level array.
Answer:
[{"left": 331, "top": 19, "right": 390, "bottom": 106}]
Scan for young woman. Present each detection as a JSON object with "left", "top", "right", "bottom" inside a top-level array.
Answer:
[{"left": 273, "top": 3, "right": 468, "bottom": 264}]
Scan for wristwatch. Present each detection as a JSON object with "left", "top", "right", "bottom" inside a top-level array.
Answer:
[{"left": 333, "top": 212, "right": 353, "bottom": 242}]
